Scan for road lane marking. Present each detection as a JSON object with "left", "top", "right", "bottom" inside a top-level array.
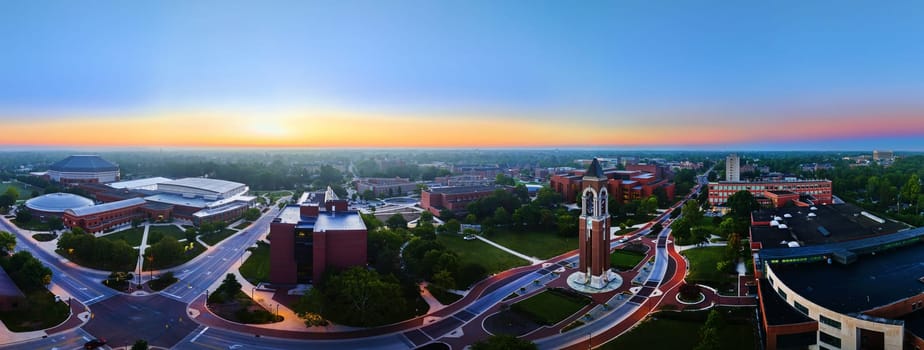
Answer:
[
  {"left": 162, "top": 292, "right": 183, "bottom": 299},
  {"left": 190, "top": 326, "right": 210, "bottom": 342}
]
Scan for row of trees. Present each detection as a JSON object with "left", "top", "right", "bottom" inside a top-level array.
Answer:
[
  {"left": 0, "top": 234, "right": 52, "bottom": 292},
  {"left": 57, "top": 231, "right": 136, "bottom": 271},
  {"left": 353, "top": 159, "right": 451, "bottom": 181}
]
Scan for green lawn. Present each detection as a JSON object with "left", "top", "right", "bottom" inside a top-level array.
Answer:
[
  {"left": 486, "top": 228, "right": 577, "bottom": 259},
  {"left": 602, "top": 309, "right": 755, "bottom": 350},
  {"left": 149, "top": 275, "right": 178, "bottom": 291},
  {"left": 0, "top": 181, "right": 38, "bottom": 200},
  {"left": 437, "top": 234, "right": 528, "bottom": 274},
  {"left": 11, "top": 219, "right": 51, "bottom": 232},
  {"left": 101, "top": 227, "right": 145, "bottom": 247},
  {"left": 32, "top": 233, "right": 57, "bottom": 242},
  {"left": 201, "top": 229, "right": 239, "bottom": 246},
  {"left": 233, "top": 221, "right": 252, "bottom": 230},
  {"left": 144, "top": 242, "right": 206, "bottom": 270},
  {"left": 610, "top": 250, "right": 646, "bottom": 270},
  {"left": 0, "top": 290, "right": 70, "bottom": 332},
  {"left": 682, "top": 246, "right": 733, "bottom": 288},
  {"left": 146, "top": 225, "right": 186, "bottom": 244},
  {"left": 511, "top": 289, "right": 591, "bottom": 325},
  {"left": 240, "top": 241, "right": 270, "bottom": 284}
]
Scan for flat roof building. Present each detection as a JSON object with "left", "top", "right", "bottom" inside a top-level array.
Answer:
[
  {"left": 269, "top": 190, "right": 366, "bottom": 284},
  {"left": 749, "top": 203, "right": 924, "bottom": 349},
  {"left": 420, "top": 185, "right": 503, "bottom": 216},
  {"left": 708, "top": 179, "right": 833, "bottom": 207}
]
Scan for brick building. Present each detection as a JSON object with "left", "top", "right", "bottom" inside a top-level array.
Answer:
[
  {"left": 748, "top": 204, "right": 924, "bottom": 349},
  {"left": 62, "top": 198, "right": 149, "bottom": 233},
  {"left": 549, "top": 164, "right": 675, "bottom": 204},
  {"left": 61, "top": 177, "right": 256, "bottom": 232},
  {"left": 420, "top": 185, "right": 502, "bottom": 216},
  {"left": 707, "top": 179, "right": 832, "bottom": 207},
  {"left": 354, "top": 177, "right": 418, "bottom": 197},
  {"left": 269, "top": 188, "right": 367, "bottom": 284}
]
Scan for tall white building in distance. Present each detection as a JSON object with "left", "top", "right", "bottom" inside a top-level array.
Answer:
[{"left": 726, "top": 154, "right": 740, "bottom": 182}]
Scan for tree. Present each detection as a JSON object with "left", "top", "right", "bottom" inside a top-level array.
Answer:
[
  {"left": 361, "top": 189, "right": 376, "bottom": 201},
  {"left": 131, "top": 339, "right": 149, "bottom": 350},
  {"left": 431, "top": 269, "right": 456, "bottom": 291},
  {"left": 361, "top": 213, "right": 383, "bottom": 231},
  {"left": 418, "top": 211, "right": 433, "bottom": 225},
  {"left": 718, "top": 217, "right": 736, "bottom": 238},
  {"left": 0, "top": 194, "right": 14, "bottom": 208},
  {"left": 671, "top": 218, "right": 692, "bottom": 243},
  {"left": 47, "top": 217, "right": 64, "bottom": 231},
  {"left": 492, "top": 207, "right": 510, "bottom": 226},
  {"left": 653, "top": 186, "right": 670, "bottom": 207},
  {"left": 145, "top": 236, "right": 183, "bottom": 269},
  {"left": 219, "top": 273, "right": 242, "bottom": 294},
  {"left": 15, "top": 208, "right": 31, "bottom": 223},
  {"left": 185, "top": 227, "right": 198, "bottom": 242},
  {"left": 726, "top": 232, "right": 742, "bottom": 262},
  {"left": 243, "top": 208, "right": 261, "bottom": 221},
  {"left": 444, "top": 219, "right": 461, "bottom": 235},
  {"left": 472, "top": 334, "right": 537, "bottom": 350},
  {"left": 694, "top": 309, "right": 725, "bottom": 350},
  {"left": 2, "top": 251, "right": 52, "bottom": 291},
  {"left": 681, "top": 201, "right": 703, "bottom": 224},
  {"left": 495, "top": 174, "right": 516, "bottom": 186},
  {"left": 901, "top": 174, "right": 921, "bottom": 212},
  {"left": 439, "top": 209, "right": 455, "bottom": 221},
  {"left": 3, "top": 187, "right": 19, "bottom": 203},
  {"left": 726, "top": 190, "right": 759, "bottom": 219},
  {"left": 0, "top": 231, "right": 15, "bottom": 255},
  {"left": 310, "top": 267, "right": 407, "bottom": 326},
  {"left": 386, "top": 214, "right": 407, "bottom": 230},
  {"left": 456, "top": 263, "right": 487, "bottom": 289}
]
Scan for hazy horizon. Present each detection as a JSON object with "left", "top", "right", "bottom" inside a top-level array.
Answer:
[{"left": 2, "top": 1, "right": 923, "bottom": 149}]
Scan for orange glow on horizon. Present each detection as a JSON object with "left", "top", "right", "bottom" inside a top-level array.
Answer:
[{"left": 1, "top": 109, "right": 923, "bottom": 148}]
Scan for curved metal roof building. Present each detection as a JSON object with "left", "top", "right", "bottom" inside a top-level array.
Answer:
[{"left": 24, "top": 192, "right": 95, "bottom": 215}]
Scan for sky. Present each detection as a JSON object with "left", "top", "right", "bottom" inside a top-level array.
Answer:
[{"left": 1, "top": 0, "right": 923, "bottom": 150}]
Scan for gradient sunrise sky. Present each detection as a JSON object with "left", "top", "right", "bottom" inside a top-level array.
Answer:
[{"left": 2, "top": 1, "right": 923, "bottom": 150}]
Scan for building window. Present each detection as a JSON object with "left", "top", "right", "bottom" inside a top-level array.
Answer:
[
  {"left": 793, "top": 301, "right": 809, "bottom": 315},
  {"left": 777, "top": 288, "right": 787, "bottom": 300},
  {"left": 819, "top": 331, "right": 841, "bottom": 348},
  {"left": 819, "top": 314, "right": 841, "bottom": 329}
]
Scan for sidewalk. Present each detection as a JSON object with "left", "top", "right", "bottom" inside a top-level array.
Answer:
[{"left": 475, "top": 235, "right": 542, "bottom": 265}]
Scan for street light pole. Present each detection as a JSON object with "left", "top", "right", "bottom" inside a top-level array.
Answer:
[{"left": 251, "top": 286, "right": 255, "bottom": 300}]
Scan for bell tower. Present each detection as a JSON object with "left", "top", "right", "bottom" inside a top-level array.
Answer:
[{"left": 578, "top": 158, "right": 611, "bottom": 278}]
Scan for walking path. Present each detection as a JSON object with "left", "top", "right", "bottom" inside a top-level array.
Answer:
[
  {"left": 474, "top": 235, "right": 543, "bottom": 265},
  {"left": 135, "top": 224, "right": 151, "bottom": 279},
  {"left": 418, "top": 282, "right": 448, "bottom": 313}
]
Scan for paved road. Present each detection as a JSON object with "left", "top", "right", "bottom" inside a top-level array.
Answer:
[
  {"left": 159, "top": 206, "right": 281, "bottom": 304},
  {"left": 2, "top": 169, "right": 715, "bottom": 349},
  {"left": 0, "top": 218, "right": 117, "bottom": 305}
]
